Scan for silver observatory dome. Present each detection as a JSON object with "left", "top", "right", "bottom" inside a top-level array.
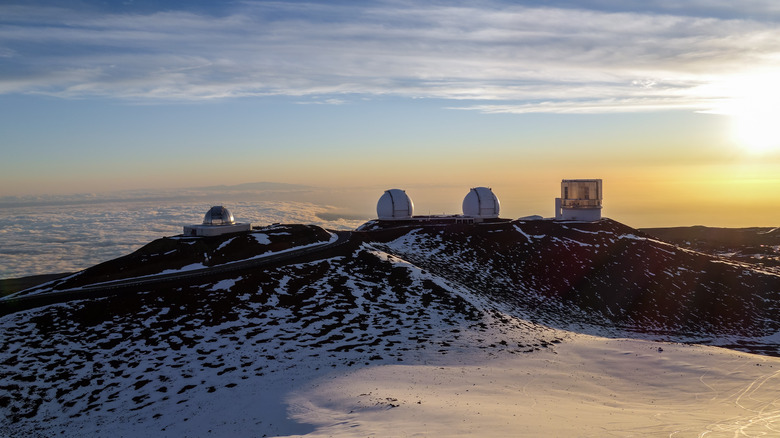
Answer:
[{"left": 203, "top": 205, "right": 236, "bottom": 226}]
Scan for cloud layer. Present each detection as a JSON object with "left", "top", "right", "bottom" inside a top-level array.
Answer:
[
  {"left": 2, "top": 1, "right": 779, "bottom": 113},
  {"left": 0, "top": 199, "right": 366, "bottom": 279}
]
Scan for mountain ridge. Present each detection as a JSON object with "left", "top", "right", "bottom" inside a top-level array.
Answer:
[{"left": 1, "top": 218, "right": 779, "bottom": 436}]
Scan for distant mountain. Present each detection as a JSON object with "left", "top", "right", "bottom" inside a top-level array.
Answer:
[
  {"left": 1, "top": 219, "right": 778, "bottom": 436},
  {"left": 0, "top": 182, "right": 315, "bottom": 208},
  {"left": 196, "top": 181, "right": 314, "bottom": 192}
]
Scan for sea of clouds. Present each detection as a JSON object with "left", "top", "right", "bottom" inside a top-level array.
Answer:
[{"left": 0, "top": 198, "right": 367, "bottom": 279}]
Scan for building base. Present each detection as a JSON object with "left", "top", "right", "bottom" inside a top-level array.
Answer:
[
  {"left": 183, "top": 223, "right": 251, "bottom": 237},
  {"left": 559, "top": 207, "right": 601, "bottom": 221}
]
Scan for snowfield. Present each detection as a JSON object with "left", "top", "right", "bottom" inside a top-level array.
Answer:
[{"left": 286, "top": 336, "right": 780, "bottom": 437}]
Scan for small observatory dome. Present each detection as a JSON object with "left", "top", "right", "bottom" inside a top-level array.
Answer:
[
  {"left": 377, "top": 189, "right": 414, "bottom": 220},
  {"left": 462, "top": 187, "right": 500, "bottom": 218},
  {"left": 203, "top": 205, "right": 236, "bottom": 226}
]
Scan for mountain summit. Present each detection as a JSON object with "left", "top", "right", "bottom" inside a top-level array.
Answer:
[{"left": 1, "top": 218, "right": 778, "bottom": 436}]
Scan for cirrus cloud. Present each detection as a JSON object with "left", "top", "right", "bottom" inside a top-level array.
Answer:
[{"left": 1, "top": 1, "right": 779, "bottom": 113}]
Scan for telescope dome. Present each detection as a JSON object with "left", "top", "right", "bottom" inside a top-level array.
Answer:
[
  {"left": 377, "top": 189, "right": 414, "bottom": 220},
  {"left": 462, "top": 187, "right": 500, "bottom": 218},
  {"left": 203, "top": 206, "right": 235, "bottom": 226}
]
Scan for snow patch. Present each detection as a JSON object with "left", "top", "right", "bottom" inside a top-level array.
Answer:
[
  {"left": 209, "top": 277, "right": 242, "bottom": 291},
  {"left": 251, "top": 233, "right": 272, "bottom": 245},
  {"left": 160, "top": 263, "right": 207, "bottom": 274},
  {"left": 513, "top": 225, "right": 546, "bottom": 241},
  {"left": 216, "top": 237, "right": 236, "bottom": 251}
]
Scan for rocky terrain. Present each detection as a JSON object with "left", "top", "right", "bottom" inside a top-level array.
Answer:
[
  {"left": 1, "top": 219, "right": 778, "bottom": 436},
  {"left": 640, "top": 225, "right": 780, "bottom": 274}
]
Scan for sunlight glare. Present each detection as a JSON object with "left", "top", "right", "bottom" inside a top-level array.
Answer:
[
  {"left": 724, "top": 73, "right": 780, "bottom": 154},
  {"left": 732, "top": 109, "right": 778, "bottom": 154}
]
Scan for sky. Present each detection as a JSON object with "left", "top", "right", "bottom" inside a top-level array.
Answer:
[{"left": 1, "top": 0, "right": 780, "bottom": 227}]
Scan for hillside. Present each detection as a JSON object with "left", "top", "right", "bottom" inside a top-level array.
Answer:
[
  {"left": 640, "top": 225, "right": 780, "bottom": 274},
  {"left": 359, "top": 219, "right": 780, "bottom": 351},
  {"left": 1, "top": 219, "right": 779, "bottom": 436}
]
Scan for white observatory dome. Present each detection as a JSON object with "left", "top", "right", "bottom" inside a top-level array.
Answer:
[
  {"left": 462, "top": 187, "right": 500, "bottom": 218},
  {"left": 377, "top": 189, "right": 414, "bottom": 220},
  {"left": 203, "top": 205, "right": 236, "bottom": 226}
]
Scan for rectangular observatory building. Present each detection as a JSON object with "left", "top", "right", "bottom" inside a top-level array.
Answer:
[{"left": 555, "top": 179, "right": 603, "bottom": 221}]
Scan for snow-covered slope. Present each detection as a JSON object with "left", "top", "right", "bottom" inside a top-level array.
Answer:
[
  {"left": 369, "top": 219, "right": 780, "bottom": 351},
  {"left": 1, "top": 219, "right": 778, "bottom": 437}
]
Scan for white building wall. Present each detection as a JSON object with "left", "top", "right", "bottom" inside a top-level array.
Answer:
[{"left": 560, "top": 208, "right": 601, "bottom": 221}]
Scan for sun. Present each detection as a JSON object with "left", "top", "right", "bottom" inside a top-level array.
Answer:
[
  {"left": 731, "top": 107, "right": 779, "bottom": 154},
  {"left": 723, "top": 73, "right": 780, "bottom": 154}
]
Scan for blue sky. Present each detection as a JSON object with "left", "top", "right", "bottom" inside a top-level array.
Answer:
[{"left": 1, "top": 0, "right": 779, "bottom": 226}]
